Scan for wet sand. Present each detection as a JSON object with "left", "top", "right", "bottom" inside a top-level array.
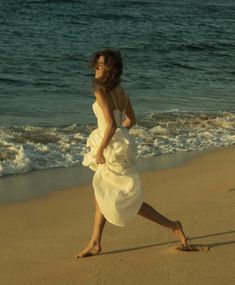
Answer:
[{"left": 0, "top": 145, "right": 234, "bottom": 285}]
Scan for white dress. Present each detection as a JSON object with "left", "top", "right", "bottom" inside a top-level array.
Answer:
[{"left": 82, "top": 92, "right": 144, "bottom": 227}]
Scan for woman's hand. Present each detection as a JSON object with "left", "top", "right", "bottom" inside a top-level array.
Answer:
[{"left": 96, "top": 148, "right": 106, "bottom": 164}]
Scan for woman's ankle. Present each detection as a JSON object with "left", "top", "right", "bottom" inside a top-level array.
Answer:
[{"left": 89, "top": 239, "right": 101, "bottom": 247}]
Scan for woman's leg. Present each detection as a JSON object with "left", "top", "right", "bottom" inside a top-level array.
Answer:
[
  {"left": 75, "top": 195, "right": 106, "bottom": 258},
  {"left": 138, "top": 202, "right": 188, "bottom": 246}
]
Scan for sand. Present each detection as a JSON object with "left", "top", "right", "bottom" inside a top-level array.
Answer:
[{"left": 0, "top": 145, "right": 235, "bottom": 285}]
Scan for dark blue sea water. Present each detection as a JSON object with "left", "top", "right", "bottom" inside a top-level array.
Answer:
[{"left": 0, "top": 0, "right": 235, "bottom": 176}]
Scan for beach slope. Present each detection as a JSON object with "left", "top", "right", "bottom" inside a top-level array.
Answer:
[{"left": 0, "top": 146, "right": 234, "bottom": 285}]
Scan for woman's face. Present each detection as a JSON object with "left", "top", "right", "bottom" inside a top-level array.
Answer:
[{"left": 95, "top": 56, "right": 106, "bottom": 78}]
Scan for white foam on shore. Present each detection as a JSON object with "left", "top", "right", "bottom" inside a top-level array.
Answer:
[{"left": 0, "top": 110, "right": 234, "bottom": 177}]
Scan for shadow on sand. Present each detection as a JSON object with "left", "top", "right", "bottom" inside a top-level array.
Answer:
[{"left": 99, "top": 230, "right": 235, "bottom": 255}]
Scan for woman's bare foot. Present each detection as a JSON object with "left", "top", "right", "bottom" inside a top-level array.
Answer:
[
  {"left": 75, "top": 241, "right": 101, "bottom": 258},
  {"left": 172, "top": 221, "right": 188, "bottom": 246}
]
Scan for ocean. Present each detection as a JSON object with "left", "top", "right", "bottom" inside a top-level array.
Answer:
[{"left": 0, "top": 0, "right": 235, "bottom": 177}]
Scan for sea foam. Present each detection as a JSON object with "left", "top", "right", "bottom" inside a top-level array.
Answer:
[{"left": 0, "top": 111, "right": 234, "bottom": 177}]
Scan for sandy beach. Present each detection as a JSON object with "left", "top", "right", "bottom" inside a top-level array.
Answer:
[{"left": 0, "top": 145, "right": 235, "bottom": 285}]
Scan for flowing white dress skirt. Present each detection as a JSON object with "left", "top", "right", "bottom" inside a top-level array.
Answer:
[{"left": 82, "top": 101, "right": 144, "bottom": 227}]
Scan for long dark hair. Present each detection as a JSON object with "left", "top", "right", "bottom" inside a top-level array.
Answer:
[{"left": 89, "top": 48, "right": 123, "bottom": 94}]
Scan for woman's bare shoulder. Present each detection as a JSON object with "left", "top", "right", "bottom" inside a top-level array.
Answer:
[
  {"left": 95, "top": 89, "right": 113, "bottom": 108},
  {"left": 117, "top": 85, "right": 126, "bottom": 95},
  {"left": 95, "top": 89, "right": 109, "bottom": 100}
]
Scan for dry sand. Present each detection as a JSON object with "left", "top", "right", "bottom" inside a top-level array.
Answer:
[{"left": 0, "top": 146, "right": 235, "bottom": 285}]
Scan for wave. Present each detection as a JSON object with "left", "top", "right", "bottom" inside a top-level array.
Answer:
[
  {"left": 0, "top": 77, "right": 28, "bottom": 86},
  {"left": 176, "top": 42, "right": 235, "bottom": 52},
  {"left": 28, "top": 0, "right": 83, "bottom": 4},
  {"left": 0, "top": 111, "right": 234, "bottom": 177},
  {"left": 171, "top": 62, "right": 199, "bottom": 70},
  {"left": 176, "top": 43, "right": 218, "bottom": 52},
  {"left": 87, "top": 12, "right": 140, "bottom": 22}
]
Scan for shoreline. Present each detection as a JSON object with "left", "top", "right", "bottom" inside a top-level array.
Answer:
[
  {"left": 0, "top": 146, "right": 222, "bottom": 204},
  {"left": 0, "top": 145, "right": 234, "bottom": 285}
]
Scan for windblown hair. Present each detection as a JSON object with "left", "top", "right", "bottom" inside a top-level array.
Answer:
[{"left": 89, "top": 49, "right": 123, "bottom": 94}]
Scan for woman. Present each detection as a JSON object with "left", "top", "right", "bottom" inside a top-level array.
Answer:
[{"left": 75, "top": 49, "right": 188, "bottom": 258}]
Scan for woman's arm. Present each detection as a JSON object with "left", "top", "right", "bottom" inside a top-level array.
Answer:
[{"left": 95, "top": 90, "right": 117, "bottom": 163}]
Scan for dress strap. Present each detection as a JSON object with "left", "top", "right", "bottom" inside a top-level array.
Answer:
[
  {"left": 111, "top": 92, "right": 118, "bottom": 110},
  {"left": 123, "top": 92, "right": 128, "bottom": 113}
]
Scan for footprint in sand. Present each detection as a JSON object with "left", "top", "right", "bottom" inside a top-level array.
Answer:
[
  {"left": 161, "top": 244, "right": 210, "bottom": 254},
  {"left": 228, "top": 188, "right": 235, "bottom": 192},
  {"left": 176, "top": 244, "right": 210, "bottom": 252}
]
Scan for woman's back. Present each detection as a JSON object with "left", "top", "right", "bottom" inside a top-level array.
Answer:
[
  {"left": 111, "top": 86, "right": 137, "bottom": 128},
  {"left": 110, "top": 86, "right": 128, "bottom": 112}
]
